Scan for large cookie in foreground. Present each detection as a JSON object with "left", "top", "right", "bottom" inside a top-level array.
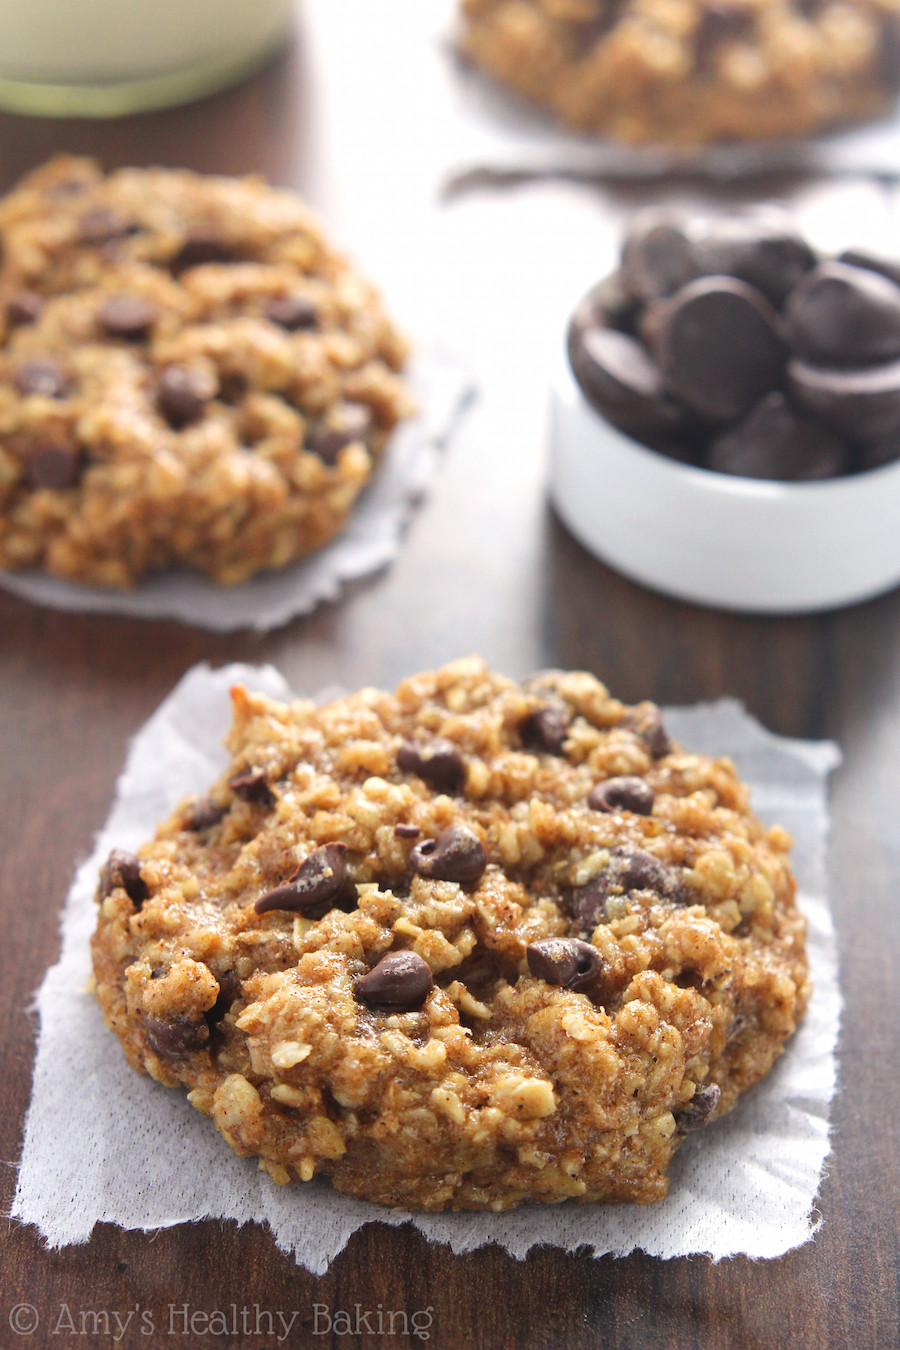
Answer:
[
  {"left": 460, "top": 0, "right": 900, "bottom": 145},
  {"left": 91, "top": 658, "right": 809, "bottom": 1211},
  {"left": 0, "top": 157, "right": 412, "bottom": 587}
]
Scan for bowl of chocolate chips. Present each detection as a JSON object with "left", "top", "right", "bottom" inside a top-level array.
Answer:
[{"left": 550, "top": 206, "right": 900, "bottom": 613}]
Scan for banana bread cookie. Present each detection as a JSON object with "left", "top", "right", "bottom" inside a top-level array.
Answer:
[
  {"left": 91, "top": 658, "right": 809, "bottom": 1210},
  {"left": 0, "top": 157, "right": 412, "bottom": 587},
  {"left": 459, "top": 0, "right": 900, "bottom": 144}
]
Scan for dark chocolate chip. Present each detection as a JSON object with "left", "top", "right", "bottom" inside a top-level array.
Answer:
[
  {"left": 255, "top": 843, "right": 353, "bottom": 917},
  {"left": 205, "top": 970, "right": 241, "bottom": 1029},
  {"left": 784, "top": 262, "right": 900, "bottom": 367},
  {"left": 229, "top": 770, "right": 276, "bottom": 808},
  {"left": 188, "top": 797, "right": 227, "bottom": 831},
  {"left": 674, "top": 1082, "right": 721, "bottom": 1133},
  {"left": 569, "top": 273, "right": 640, "bottom": 338},
  {"left": 396, "top": 739, "right": 466, "bottom": 795},
  {"left": 355, "top": 950, "right": 434, "bottom": 1010},
  {"left": 217, "top": 372, "right": 248, "bottom": 405},
  {"left": 688, "top": 209, "right": 817, "bottom": 309},
  {"left": 520, "top": 704, "right": 570, "bottom": 756},
  {"left": 788, "top": 357, "right": 900, "bottom": 441},
  {"left": 656, "top": 277, "right": 786, "bottom": 423},
  {"left": 14, "top": 358, "right": 68, "bottom": 399},
  {"left": 157, "top": 364, "right": 210, "bottom": 428},
  {"left": 24, "top": 443, "right": 84, "bottom": 490},
  {"left": 264, "top": 294, "right": 318, "bottom": 331},
  {"left": 77, "top": 208, "right": 139, "bottom": 244},
  {"left": 695, "top": 4, "right": 755, "bottom": 68},
  {"left": 306, "top": 404, "right": 373, "bottom": 466},
  {"left": 570, "top": 846, "right": 684, "bottom": 935},
  {"left": 7, "top": 291, "right": 44, "bottom": 328},
  {"left": 144, "top": 1015, "right": 208, "bottom": 1058},
  {"left": 410, "top": 824, "right": 487, "bottom": 885},
  {"left": 623, "top": 704, "right": 672, "bottom": 758},
  {"left": 99, "top": 849, "right": 149, "bottom": 908},
  {"left": 588, "top": 776, "right": 655, "bottom": 815},
  {"left": 98, "top": 294, "right": 157, "bottom": 340},
  {"left": 858, "top": 434, "right": 900, "bottom": 471},
  {"left": 526, "top": 937, "right": 602, "bottom": 992},
  {"left": 837, "top": 248, "right": 900, "bottom": 290},
  {"left": 171, "top": 231, "right": 236, "bottom": 273},
  {"left": 394, "top": 822, "right": 422, "bottom": 839},
  {"left": 621, "top": 211, "right": 700, "bottom": 304},
  {"left": 568, "top": 322, "right": 687, "bottom": 441},
  {"left": 707, "top": 391, "right": 846, "bottom": 481}
]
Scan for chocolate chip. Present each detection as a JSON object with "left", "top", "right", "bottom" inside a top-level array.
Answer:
[
  {"left": 144, "top": 1015, "right": 208, "bottom": 1058},
  {"left": 695, "top": 4, "right": 755, "bottom": 68},
  {"left": 255, "top": 843, "right": 353, "bottom": 917},
  {"left": 14, "top": 358, "right": 68, "bottom": 399},
  {"left": 7, "top": 291, "right": 44, "bottom": 328},
  {"left": 623, "top": 704, "right": 672, "bottom": 758},
  {"left": 785, "top": 262, "right": 900, "bottom": 367},
  {"left": 24, "top": 443, "right": 84, "bottom": 490},
  {"left": 568, "top": 322, "right": 687, "bottom": 441},
  {"left": 656, "top": 277, "right": 786, "bottom": 422},
  {"left": 588, "top": 776, "right": 655, "bottom": 815},
  {"left": 355, "top": 951, "right": 433, "bottom": 1010},
  {"left": 394, "top": 822, "right": 421, "bottom": 839},
  {"left": 569, "top": 273, "right": 640, "bottom": 338},
  {"left": 410, "top": 825, "right": 487, "bottom": 885},
  {"left": 526, "top": 938, "right": 602, "bottom": 992},
  {"left": 229, "top": 770, "right": 276, "bottom": 808},
  {"left": 98, "top": 294, "right": 157, "bottom": 340},
  {"left": 205, "top": 970, "right": 241, "bottom": 1029},
  {"left": 570, "top": 846, "right": 684, "bottom": 934},
  {"left": 396, "top": 739, "right": 466, "bottom": 795},
  {"left": 858, "top": 434, "right": 900, "bottom": 471},
  {"left": 520, "top": 704, "right": 570, "bottom": 756},
  {"left": 216, "top": 373, "right": 248, "bottom": 405},
  {"left": 306, "top": 404, "right": 373, "bottom": 465},
  {"left": 264, "top": 295, "right": 318, "bottom": 331},
  {"left": 77, "top": 208, "right": 139, "bottom": 244},
  {"left": 837, "top": 248, "right": 900, "bottom": 290},
  {"left": 673, "top": 1082, "right": 721, "bottom": 1133},
  {"left": 188, "top": 797, "right": 227, "bottom": 831},
  {"left": 171, "top": 231, "right": 236, "bottom": 273},
  {"left": 788, "top": 357, "right": 900, "bottom": 441},
  {"left": 689, "top": 209, "right": 817, "bottom": 309},
  {"left": 157, "top": 365, "right": 210, "bottom": 428},
  {"left": 99, "top": 849, "right": 149, "bottom": 908},
  {"left": 707, "top": 391, "right": 846, "bottom": 481},
  {"left": 621, "top": 211, "right": 700, "bottom": 305}
]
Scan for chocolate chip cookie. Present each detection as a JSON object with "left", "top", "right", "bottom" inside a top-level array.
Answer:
[
  {"left": 0, "top": 157, "right": 412, "bottom": 587},
  {"left": 460, "top": 0, "right": 900, "bottom": 144},
  {"left": 91, "top": 658, "right": 809, "bottom": 1210}
]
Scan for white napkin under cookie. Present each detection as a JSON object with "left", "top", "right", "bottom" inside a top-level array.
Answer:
[{"left": 12, "top": 663, "right": 841, "bottom": 1273}]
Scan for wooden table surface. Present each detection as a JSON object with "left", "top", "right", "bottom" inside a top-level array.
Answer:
[{"left": 2, "top": 15, "right": 900, "bottom": 1350}]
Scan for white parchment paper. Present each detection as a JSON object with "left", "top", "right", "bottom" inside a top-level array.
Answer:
[
  {"left": 0, "top": 358, "right": 472, "bottom": 632},
  {"left": 12, "top": 663, "right": 841, "bottom": 1273}
]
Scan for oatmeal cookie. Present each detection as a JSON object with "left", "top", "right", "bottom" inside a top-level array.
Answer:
[
  {"left": 0, "top": 157, "right": 412, "bottom": 587},
  {"left": 460, "top": 0, "right": 900, "bottom": 144},
  {"left": 91, "top": 658, "right": 809, "bottom": 1210}
]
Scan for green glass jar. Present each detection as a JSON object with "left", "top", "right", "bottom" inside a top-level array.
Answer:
[{"left": 0, "top": 0, "right": 293, "bottom": 117}]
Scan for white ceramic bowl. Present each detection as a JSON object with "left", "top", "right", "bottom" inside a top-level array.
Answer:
[{"left": 549, "top": 348, "right": 900, "bottom": 614}]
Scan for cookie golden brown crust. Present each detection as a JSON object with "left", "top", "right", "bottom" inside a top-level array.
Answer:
[
  {"left": 460, "top": 0, "right": 900, "bottom": 145},
  {"left": 91, "top": 659, "right": 809, "bottom": 1211},
  {"left": 0, "top": 157, "right": 412, "bottom": 587}
]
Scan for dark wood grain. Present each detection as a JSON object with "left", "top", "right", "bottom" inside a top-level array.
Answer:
[{"left": 1, "top": 28, "right": 899, "bottom": 1350}]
